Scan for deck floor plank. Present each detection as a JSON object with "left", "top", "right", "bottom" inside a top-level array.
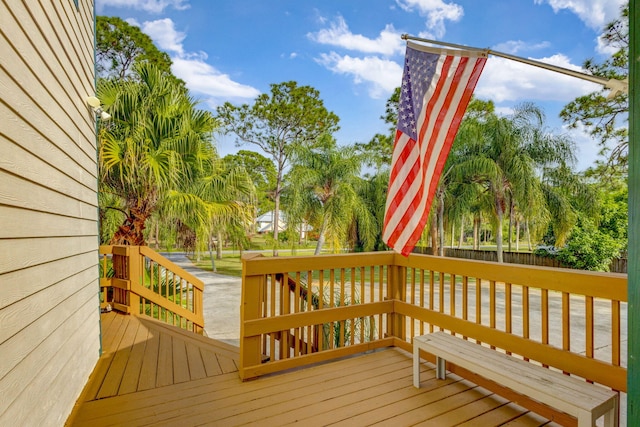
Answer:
[
  {"left": 172, "top": 337, "right": 191, "bottom": 384},
  {"left": 185, "top": 342, "right": 207, "bottom": 381},
  {"left": 200, "top": 348, "right": 223, "bottom": 376},
  {"left": 155, "top": 332, "right": 174, "bottom": 387},
  {"left": 96, "top": 316, "right": 140, "bottom": 398},
  {"left": 417, "top": 394, "right": 510, "bottom": 426},
  {"left": 118, "top": 320, "right": 151, "bottom": 394},
  {"left": 79, "top": 313, "right": 127, "bottom": 400},
  {"left": 66, "top": 313, "right": 560, "bottom": 427},
  {"left": 136, "top": 327, "right": 160, "bottom": 391}
]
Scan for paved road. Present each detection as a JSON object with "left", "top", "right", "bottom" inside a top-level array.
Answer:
[{"left": 163, "top": 252, "right": 241, "bottom": 346}]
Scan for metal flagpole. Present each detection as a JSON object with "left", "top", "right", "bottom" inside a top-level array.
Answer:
[{"left": 401, "top": 34, "right": 628, "bottom": 97}]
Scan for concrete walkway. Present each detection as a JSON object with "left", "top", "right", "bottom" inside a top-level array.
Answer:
[{"left": 163, "top": 252, "right": 241, "bottom": 346}]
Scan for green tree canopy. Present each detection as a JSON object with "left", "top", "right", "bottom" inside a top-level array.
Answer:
[
  {"left": 216, "top": 81, "right": 340, "bottom": 255},
  {"left": 284, "top": 135, "right": 374, "bottom": 255},
  {"left": 560, "top": 2, "right": 629, "bottom": 168},
  {"left": 224, "top": 150, "right": 276, "bottom": 215},
  {"left": 96, "top": 16, "right": 174, "bottom": 80},
  {"left": 355, "top": 87, "right": 400, "bottom": 169},
  {"left": 98, "top": 62, "right": 217, "bottom": 245}
]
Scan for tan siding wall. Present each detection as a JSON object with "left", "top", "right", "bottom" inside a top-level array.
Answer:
[{"left": 0, "top": 0, "right": 100, "bottom": 425}]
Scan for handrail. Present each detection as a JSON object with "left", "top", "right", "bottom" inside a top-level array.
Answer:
[
  {"left": 239, "top": 251, "right": 627, "bottom": 395},
  {"left": 99, "top": 245, "right": 205, "bottom": 334}
]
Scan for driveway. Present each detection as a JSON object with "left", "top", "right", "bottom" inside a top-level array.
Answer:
[{"left": 162, "top": 252, "right": 241, "bottom": 346}]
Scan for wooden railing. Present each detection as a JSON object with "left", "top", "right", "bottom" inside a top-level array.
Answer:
[
  {"left": 99, "top": 245, "right": 204, "bottom": 333},
  {"left": 240, "top": 252, "right": 627, "bottom": 396}
]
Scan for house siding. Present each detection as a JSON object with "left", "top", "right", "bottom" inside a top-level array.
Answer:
[{"left": 0, "top": 0, "right": 99, "bottom": 425}]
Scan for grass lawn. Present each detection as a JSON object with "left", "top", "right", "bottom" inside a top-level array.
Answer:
[{"left": 190, "top": 248, "right": 324, "bottom": 277}]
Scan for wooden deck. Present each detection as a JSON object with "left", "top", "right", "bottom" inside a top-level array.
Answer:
[{"left": 67, "top": 313, "right": 560, "bottom": 426}]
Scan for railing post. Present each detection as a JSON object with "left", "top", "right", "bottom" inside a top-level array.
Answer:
[
  {"left": 388, "top": 257, "right": 407, "bottom": 340},
  {"left": 128, "top": 246, "right": 141, "bottom": 315},
  {"left": 240, "top": 253, "right": 264, "bottom": 380}
]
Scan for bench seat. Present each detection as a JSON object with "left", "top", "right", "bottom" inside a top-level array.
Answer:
[{"left": 413, "top": 332, "right": 618, "bottom": 427}]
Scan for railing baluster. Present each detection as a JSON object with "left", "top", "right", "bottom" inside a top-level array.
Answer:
[
  {"left": 269, "top": 273, "right": 276, "bottom": 360},
  {"left": 360, "top": 266, "right": 365, "bottom": 344},
  {"left": 350, "top": 268, "right": 356, "bottom": 345},
  {"left": 476, "top": 277, "right": 481, "bottom": 344},
  {"left": 562, "top": 292, "right": 570, "bottom": 352},
  {"left": 282, "top": 273, "right": 290, "bottom": 359},
  {"left": 506, "top": 283, "right": 512, "bottom": 334},
  {"left": 420, "top": 269, "right": 425, "bottom": 336},
  {"left": 318, "top": 270, "right": 324, "bottom": 350},
  {"left": 294, "top": 271, "right": 301, "bottom": 357},
  {"left": 429, "top": 271, "right": 435, "bottom": 333},
  {"left": 586, "top": 295, "right": 594, "bottom": 358},
  {"left": 378, "top": 266, "right": 383, "bottom": 340},
  {"left": 612, "top": 300, "right": 621, "bottom": 366},
  {"left": 450, "top": 273, "right": 456, "bottom": 319}
]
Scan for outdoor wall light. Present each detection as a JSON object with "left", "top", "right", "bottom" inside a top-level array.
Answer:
[{"left": 86, "top": 96, "right": 111, "bottom": 120}]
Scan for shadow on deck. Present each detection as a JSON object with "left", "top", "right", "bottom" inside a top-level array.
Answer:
[{"left": 66, "top": 312, "right": 559, "bottom": 426}]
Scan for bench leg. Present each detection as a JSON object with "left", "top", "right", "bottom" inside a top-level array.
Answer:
[
  {"left": 436, "top": 356, "right": 446, "bottom": 380},
  {"left": 603, "top": 394, "right": 619, "bottom": 427},
  {"left": 413, "top": 342, "right": 420, "bottom": 388}
]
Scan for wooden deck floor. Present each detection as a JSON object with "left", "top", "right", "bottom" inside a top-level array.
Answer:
[{"left": 67, "top": 313, "right": 559, "bottom": 426}]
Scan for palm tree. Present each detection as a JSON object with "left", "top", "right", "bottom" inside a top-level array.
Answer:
[
  {"left": 450, "top": 103, "right": 576, "bottom": 262},
  {"left": 98, "top": 63, "right": 216, "bottom": 245},
  {"left": 284, "top": 136, "right": 375, "bottom": 255}
]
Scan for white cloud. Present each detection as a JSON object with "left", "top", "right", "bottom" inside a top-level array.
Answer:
[
  {"left": 307, "top": 16, "right": 404, "bottom": 56},
  {"left": 562, "top": 122, "right": 603, "bottom": 170},
  {"left": 96, "top": 0, "right": 189, "bottom": 14},
  {"left": 315, "top": 52, "right": 403, "bottom": 98},
  {"left": 534, "top": 0, "right": 626, "bottom": 31},
  {"left": 475, "top": 54, "right": 601, "bottom": 103},
  {"left": 128, "top": 18, "right": 260, "bottom": 103},
  {"left": 395, "top": 0, "right": 463, "bottom": 38},
  {"left": 595, "top": 35, "right": 619, "bottom": 56},
  {"left": 172, "top": 56, "right": 260, "bottom": 103},
  {"left": 141, "top": 19, "right": 185, "bottom": 55}
]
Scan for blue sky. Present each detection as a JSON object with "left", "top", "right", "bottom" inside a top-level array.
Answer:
[{"left": 96, "top": 0, "right": 626, "bottom": 170}]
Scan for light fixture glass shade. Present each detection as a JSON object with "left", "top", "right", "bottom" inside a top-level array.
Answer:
[{"left": 86, "top": 96, "right": 101, "bottom": 108}]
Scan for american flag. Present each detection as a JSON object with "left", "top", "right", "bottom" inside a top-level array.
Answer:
[{"left": 383, "top": 42, "right": 487, "bottom": 256}]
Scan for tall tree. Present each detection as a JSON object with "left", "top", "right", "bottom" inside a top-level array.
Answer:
[
  {"left": 96, "top": 16, "right": 174, "bottom": 80},
  {"left": 217, "top": 81, "right": 340, "bottom": 255},
  {"left": 98, "top": 63, "right": 216, "bottom": 245},
  {"left": 284, "top": 136, "right": 375, "bottom": 255},
  {"left": 224, "top": 150, "right": 276, "bottom": 216},
  {"left": 451, "top": 103, "right": 576, "bottom": 262},
  {"left": 560, "top": 2, "right": 629, "bottom": 168},
  {"left": 355, "top": 87, "right": 400, "bottom": 169}
]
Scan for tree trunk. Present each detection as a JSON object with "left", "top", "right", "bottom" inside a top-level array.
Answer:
[
  {"left": 430, "top": 211, "right": 438, "bottom": 256},
  {"left": 508, "top": 198, "right": 515, "bottom": 252},
  {"left": 458, "top": 217, "right": 464, "bottom": 248},
  {"left": 495, "top": 198, "right": 504, "bottom": 263},
  {"left": 526, "top": 220, "right": 533, "bottom": 251},
  {"left": 451, "top": 223, "right": 455, "bottom": 247},
  {"left": 208, "top": 233, "right": 216, "bottom": 273},
  {"left": 314, "top": 216, "right": 329, "bottom": 255},
  {"left": 216, "top": 231, "right": 223, "bottom": 260},
  {"left": 515, "top": 218, "right": 520, "bottom": 252},
  {"left": 110, "top": 199, "right": 154, "bottom": 246},
  {"left": 473, "top": 215, "right": 480, "bottom": 250},
  {"left": 437, "top": 191, "right": 445, "bottom": 256},
  {"left": 272, "top": 176, "right": 282, "bottom": 257},
  {"left": 154, "top": 221, "right": 160, "bottom": 249}
]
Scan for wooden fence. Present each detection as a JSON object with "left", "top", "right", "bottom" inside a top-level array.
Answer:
[{"left": 415, "top": 247, "right": 628, "bottom": 273}]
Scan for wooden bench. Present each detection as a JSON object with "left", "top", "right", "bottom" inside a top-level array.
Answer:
[{"left": 413, "top": 332, "right": 618, "bottom": 427}]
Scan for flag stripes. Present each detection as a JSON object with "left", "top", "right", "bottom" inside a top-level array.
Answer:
[{"left": 383, "top": 43, "right": 487, "bottom": 256}]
